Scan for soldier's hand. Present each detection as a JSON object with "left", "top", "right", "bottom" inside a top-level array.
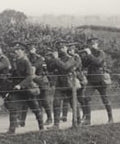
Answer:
[
  {"left": 30, "top": 48, "right": 36, "bottom": 54},
  {"left": 84, "top": 48, "right": 91, "bottom": 55},
  {"left": 14, "top": 85, "right": 21, "bottom": 90},
  {"left": 52, "top": 51, "right": 58, "bottom": 59}
]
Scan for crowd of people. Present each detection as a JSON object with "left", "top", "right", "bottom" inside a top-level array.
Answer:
[{"left": 0, "top": 36, "right": 113, "bottom": 134}]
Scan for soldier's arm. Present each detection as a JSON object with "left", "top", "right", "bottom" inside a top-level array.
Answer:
[
  {"left": 87, "top": 50, "right": 105, "bottom": 66},
  {"left": 55, "top": 57, "right": 75, "bottom": 70}
]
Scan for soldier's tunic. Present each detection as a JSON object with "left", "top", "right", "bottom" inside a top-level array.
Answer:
[
  {"left": 83, "top": 48, "right": 113, "bottom": 124},
  {"left": 6, "top": 56, "right": 43, "bottom": 133}
]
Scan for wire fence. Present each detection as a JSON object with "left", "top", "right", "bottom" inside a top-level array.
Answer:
[{"left": 0, "top": 73, "right": 120, "bottom": 144}]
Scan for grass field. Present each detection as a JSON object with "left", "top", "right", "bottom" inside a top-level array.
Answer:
[{"left": 0, "top": 123, "right": 120, "bottom": 144}]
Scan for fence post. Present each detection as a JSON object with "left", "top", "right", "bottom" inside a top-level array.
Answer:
[{"left": 72, "top": 71, "right": 77, "bottom": 127}]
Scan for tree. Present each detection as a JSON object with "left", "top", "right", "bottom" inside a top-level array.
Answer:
[{"left": 0, "top": 9, "right": 27, "bottom": 25}]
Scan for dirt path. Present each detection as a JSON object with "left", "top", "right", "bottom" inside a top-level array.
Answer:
[{"left": 0, "top": 109, "right": 120, "bottom": 134}]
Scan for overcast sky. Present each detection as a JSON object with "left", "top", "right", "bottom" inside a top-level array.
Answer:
[{"left": 0, "top": 0, "right": 120, "bottom": 16}]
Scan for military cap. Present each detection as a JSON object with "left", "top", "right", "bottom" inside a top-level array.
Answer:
[{"left": 14, "top": 43, "right": 25, "bottom": 51}]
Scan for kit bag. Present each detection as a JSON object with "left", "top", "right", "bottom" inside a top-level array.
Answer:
[{"left": 102, "top": 72, "right": 112, "bottom": 85}]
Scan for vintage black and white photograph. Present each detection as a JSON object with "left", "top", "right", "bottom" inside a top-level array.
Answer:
[{"left": 0, "top": 0, "right": 120, "bottom": 143}]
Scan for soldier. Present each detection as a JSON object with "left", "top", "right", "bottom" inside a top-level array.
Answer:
[
  {"left": 82, "top": 37, "right": 113, "bottom": 125},
  {"left": 6, "top": 45, "right": 43, "bottom": 133},
  {"left": 29, "top": 46, "right": 53, "bottom": 125},
  {"left": 18, "top": 45, "right": 53, "bottom": 126},
  {"left": 60, "top": 44, "right": 88, "bottom": 123},
  {"left": 51, "top": 42, "right": 83, "bottom": 128}
]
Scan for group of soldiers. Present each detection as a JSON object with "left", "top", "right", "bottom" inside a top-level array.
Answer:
[{"left": 0, "top": 37, "right": 113, "bottom": 134}]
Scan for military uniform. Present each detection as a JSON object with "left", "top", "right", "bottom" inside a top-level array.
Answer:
[
  {"left": 6, "top": 55, "right": 43, "bottom": 133},
  {"left": 52, "top": 51, "right": 85, "bottom": 127},
  {"left": 29, "top": 52, "right": 53, "bottom": 125},
  {"left": 61, "top": 53, "right": 87, "bottom": 122},
  {"left": 83, "top": 47, "right": 113, "bottom": 125}
]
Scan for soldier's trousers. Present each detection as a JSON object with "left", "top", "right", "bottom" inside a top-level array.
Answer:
[
  {"left": 53, "top": 88, "right": 81, "bottom": 126},
  {"left": 33, "top": 75, "right": 55, "bottom": 123},
  {"left": 18, "top": 86, "right": 55, "bottom": 126},
  {"left": 84, "top": 81, "right": 113, "bottom": 123},
  {"left": 39, "top": 86, "right": 55, "bottom": 122},
  {"left": 18, "top": 104, "right": 28, "bottom": 127},
  {"left": 4, "top": 92, "right": 43, "bottom": 133},
  {"left": 62, "top": 88, "right": 86, "bottom": 121}
]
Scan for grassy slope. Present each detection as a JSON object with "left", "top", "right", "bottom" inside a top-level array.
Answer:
[{"left": 0, "top": 123, "right": 120, "bottom": 144}]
